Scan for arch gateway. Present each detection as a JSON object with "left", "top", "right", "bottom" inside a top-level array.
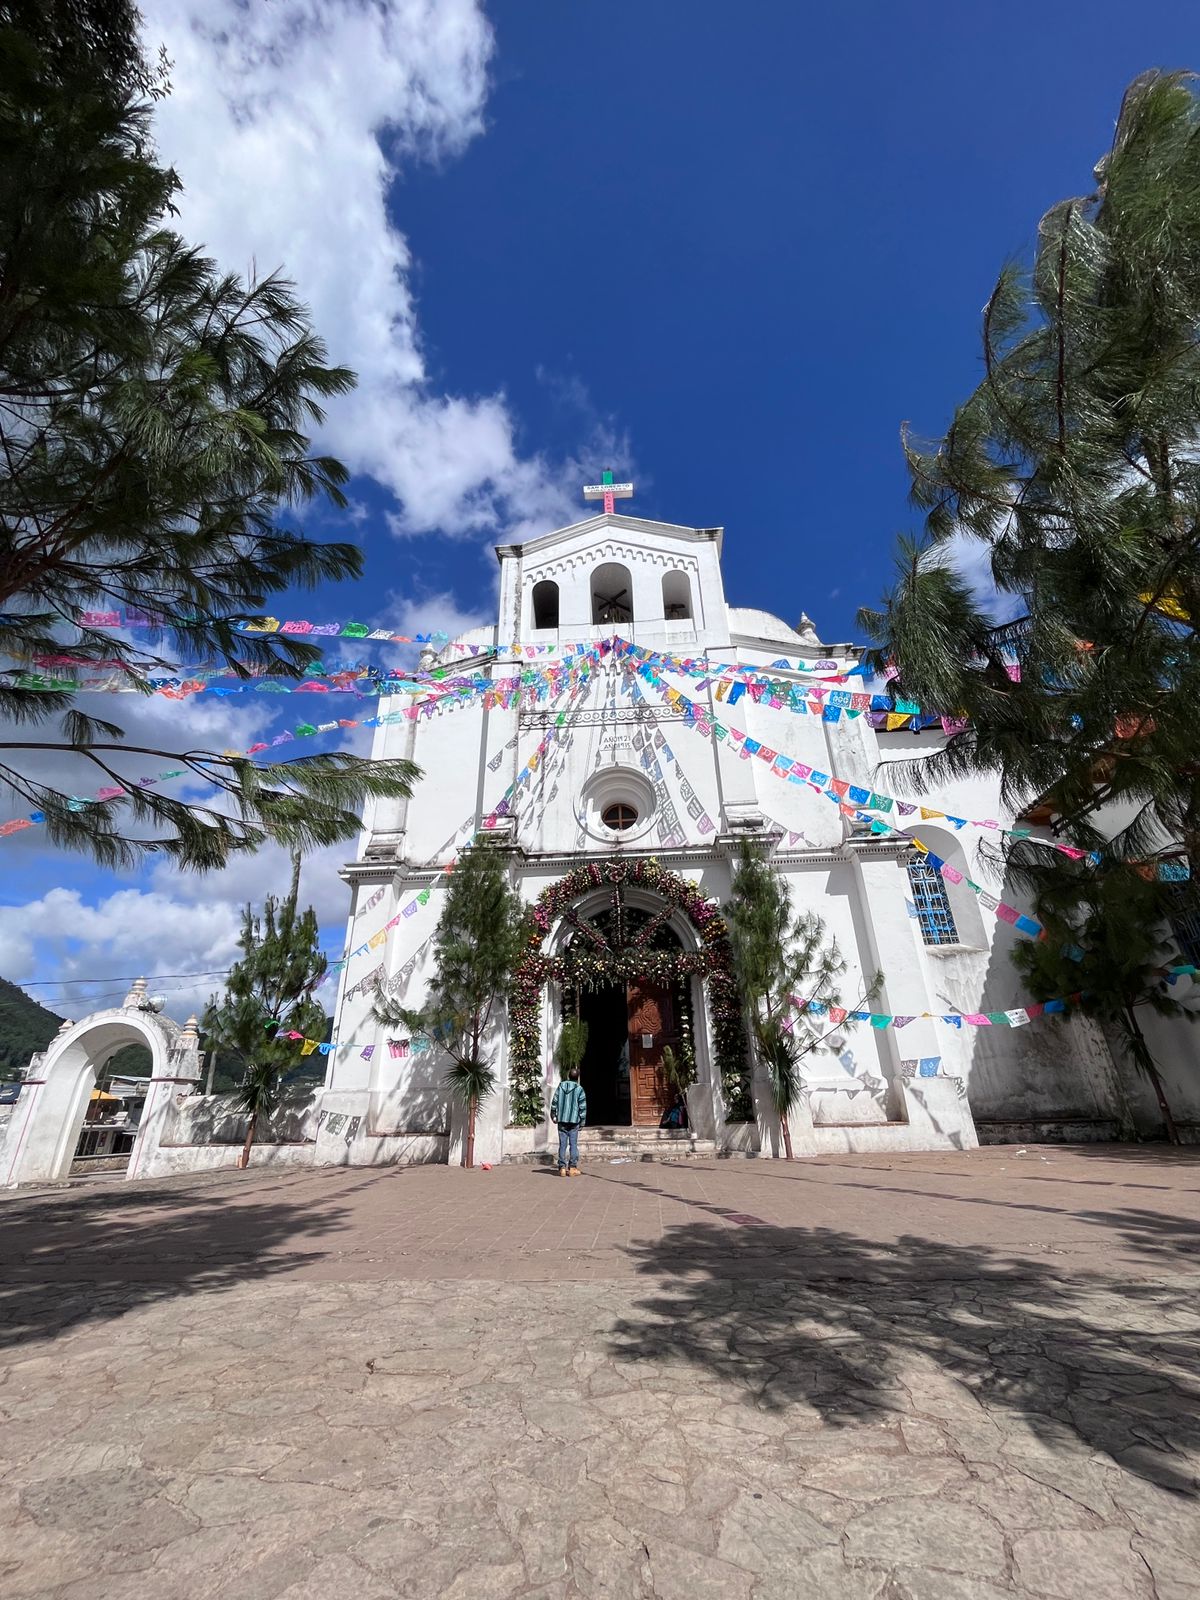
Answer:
[{"left": 0, "top": 980, "right": 203, "bottom": 1187}]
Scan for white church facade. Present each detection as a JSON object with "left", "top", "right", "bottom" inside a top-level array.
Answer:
[
  {"left": 7, "top": 496, "right": 1198, "bottom": 1188},
  {"left": 316, "top": 498, "right": 1198, "bottom": 1167}
]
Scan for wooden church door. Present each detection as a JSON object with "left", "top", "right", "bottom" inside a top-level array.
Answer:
[{"left": 626, "top": 980, "right": 677, "bottom": 1127}]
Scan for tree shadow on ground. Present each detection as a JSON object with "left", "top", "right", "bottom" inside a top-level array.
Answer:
[
  {"left": 611, "top": 1213, "right": 1200, "bottom": 1495},
  {"left": 0, "top": 1167, "right": 383, "bottom": 1350},
  {"left": 1042, "top": 1141, "right": 1200, "bottom": 1165},
  {"left": 733, "top": 1158, "right": 1200, "bottom": 1267}
]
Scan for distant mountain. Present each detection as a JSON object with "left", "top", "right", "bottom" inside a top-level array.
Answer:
[{"left": 0, "top": 975, "right": 61, "bottom": 1078}]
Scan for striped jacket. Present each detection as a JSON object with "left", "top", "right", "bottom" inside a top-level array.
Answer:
[{"left": 551, "top": 1079, "right": 587, "bottom": 1127}]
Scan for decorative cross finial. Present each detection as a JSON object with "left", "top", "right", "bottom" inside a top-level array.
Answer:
[{"left": 583, "top": 467, "right": 633, "bottom": 516}]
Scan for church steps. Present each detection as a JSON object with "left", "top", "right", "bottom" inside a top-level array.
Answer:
[{"left": 516, "top": 1127, "right": 722, "bottom": 1162}]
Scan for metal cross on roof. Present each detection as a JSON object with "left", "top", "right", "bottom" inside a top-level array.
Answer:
[{"left": 582, "top": 467, "right": 634, "bottom": 516}]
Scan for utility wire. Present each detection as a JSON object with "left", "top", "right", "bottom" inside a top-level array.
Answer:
[{"left": 14, "top": 967, "right": 234, "bottom": 987}]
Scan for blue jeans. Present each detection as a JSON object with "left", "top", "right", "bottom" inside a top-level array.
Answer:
[{"left": 557, "top": 1123, "right": 580, "bottom": 1169}]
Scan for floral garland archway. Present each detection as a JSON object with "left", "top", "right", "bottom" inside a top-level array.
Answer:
[{"left": 508, "top": 857, "right": 750, "bottom": 1126}]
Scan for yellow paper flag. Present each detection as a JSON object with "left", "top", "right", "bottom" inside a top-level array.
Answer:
[
  {"left": 1140, "top": 590, "right": 1189, "bottom": 622},
  {"left": 300, "top": 1039, "right": 317, "bottom": 1056}
]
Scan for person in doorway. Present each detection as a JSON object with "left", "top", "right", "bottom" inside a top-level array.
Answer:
[
  {"left": 551, "top": 1066, "right": 587, "bottom": 1176},
  {"left": 660, "top": 1091, "right": 688, "bottom": 1130}
]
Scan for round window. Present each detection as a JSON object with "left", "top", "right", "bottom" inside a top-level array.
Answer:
[{"left": 601, "top": 802, "right": 639, "bottom": 832}]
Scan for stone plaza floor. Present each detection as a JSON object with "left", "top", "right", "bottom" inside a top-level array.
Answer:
[{"left": 1, "top": 1145, "right": 1198, "bottom": 1599}]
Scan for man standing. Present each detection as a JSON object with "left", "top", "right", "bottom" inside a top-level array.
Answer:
[{"left": 550, "top": 1067, "right": 587, "bottom": 1176}]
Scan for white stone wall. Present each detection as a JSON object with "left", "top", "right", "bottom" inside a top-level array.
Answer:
[{"left": 320, "top": 508, "right": 1195, "bottom": 1166}]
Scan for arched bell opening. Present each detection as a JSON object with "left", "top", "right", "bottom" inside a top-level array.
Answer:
[
  {"left": 591, "top": 562, "right": 633, "bottom": 626},
  {"left": 661, "top": 569, "right": 693, "bottom": 622},
  {"left": 531, "top": 578, "right": 560, "bottom": 630}
]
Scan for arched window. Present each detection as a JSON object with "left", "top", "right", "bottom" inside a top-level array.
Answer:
[
  {"left": 906, "top": 855, "right": 959, "bottom": 946},
  {"left": 591, "top": 562, "right": 633, "bottom": 625},
  {"left": 531, "top": 579, "right": 559, "bottom": 630},
  {"left": 662, "top": 570, "right": 693, "bottom": 621}
]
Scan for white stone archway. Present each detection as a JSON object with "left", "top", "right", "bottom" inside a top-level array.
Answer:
[{"left": 0, "top": 980, "right": 202, "bottom": 1187}]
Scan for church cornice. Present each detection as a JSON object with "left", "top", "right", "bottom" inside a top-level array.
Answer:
[{"left": 497, "top": 513, "right": 722, "bottom": 563}]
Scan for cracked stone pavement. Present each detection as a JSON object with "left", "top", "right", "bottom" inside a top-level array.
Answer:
[{"left": 1, "top": 1145, "right": 1198, "bottom": 1598}]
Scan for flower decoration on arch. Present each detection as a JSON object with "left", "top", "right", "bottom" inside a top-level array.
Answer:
[{"left": 507, "top": 857, "right": 750, "bottom": 1126}]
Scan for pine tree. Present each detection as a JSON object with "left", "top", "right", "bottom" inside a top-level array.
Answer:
[
  {"left": 376, "top": 844, "right": 528, "bottom": 1169},
  {"left": 725, "top": 843, "right": 877, "bottom": 1159},
  {"left": 0, "top": 2, "right": 418, "bottom": 867},
  {"left": 1008, "top": 856, "right": 1197, "bottom": 1143},
  {"left": 859, "top": 73, "right": 1200, "bottom": 879},
  {"left": 202, "top": 853, "right": 327, "bottom": 1168}
]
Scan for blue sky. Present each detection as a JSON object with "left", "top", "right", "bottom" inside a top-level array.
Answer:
[
  {"left": 3, "top": 0, "right": 1195, "bottom": 1016},
  {"left": 377, "top": 0, "right": 1198, "bottom": 634}
]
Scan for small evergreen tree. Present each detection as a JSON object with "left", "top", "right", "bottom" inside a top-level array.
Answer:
[
  {"left": 725, "top": 843, "right": 878, "bottom": 1159},
  {"left": 1009, "top": 856, "right": 1197, "bottom": 1143},
  {"left": 376, "top": 844, "right": 527, "bottom": 1169},
  {"left": 203, "top": 854, "right": 326, "bottom": 1168},
  {"left": 859, "top": 74, "right": 1200, "bottom": 880},
  {"left": 555, "top": 1016, "right": 588, "bottom": 1077},
  {"left": 0, "top": 3, "right": 418, "bottom": 866}
]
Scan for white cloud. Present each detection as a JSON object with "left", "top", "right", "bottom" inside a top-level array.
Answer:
[
  {"left": 0, "top": 884, "right": 242, "bottom": 1018},
  {"left": 941, "top": 529, "right": 1025, "bottom": 624},
  {"left": 2, "top": 837, "right": 355, "bottom": 1020},
  {"left": 141, "top": 0, "right": 588, "bottom": 538},
  {"left": 382, "top": 588, "right": 492, "bottom": 644}
]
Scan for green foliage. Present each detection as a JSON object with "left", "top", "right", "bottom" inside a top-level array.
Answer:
[
  {"left": 725, "top": 843, "right": 877, "bottom": 1147},
  {"left": 3, "top": 1, "right": 170, "bottom": 98},
  {"left": 555, "top": 1015, "right": 589, "bottom": 1074},
  {"left": 234, "top": 1061, "right": 284, "bottom": 1126},
  {"left": 378, "top": 844, "right": 527, "bottom": 1069},
  {"left": 0, "top": 975, "right": 61, "bottom": 1077},
  {"left": 0, "top": 4, "right": 417, "bottom": 867},
  {"left": 1009, "top": 853, "right": 1196, "bottom": 1139},
  {"left": 445, "top": 1057, "right": 497, "bottom": 1112},
  {"left": 202, "top": 855, "right": 327, "bottom": 1151},
  {"left": 754, "top": 1021, "right": 803, "bottom": 1125},
  {"left": 376, "top": 844, "right": 527, "bottom": 1163},
  {"left": 660, "top": 1042, "right": 694, "bottom": 1097},
  {"left": 859, "top": 73, "right": 1200, "bottom": 878}
]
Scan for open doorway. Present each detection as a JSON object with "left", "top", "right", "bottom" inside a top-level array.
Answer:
[
  {"left": 577, "top": 983, "right": 631, "bottom": 1125},
  {"left": 72, "top": 1043, "right": 151, "bottom": 1176}
]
